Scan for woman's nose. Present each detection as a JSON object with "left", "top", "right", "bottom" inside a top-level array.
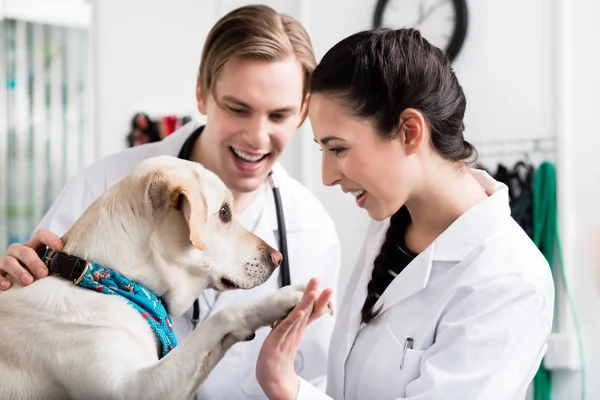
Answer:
[{"left": 321, "top": 155, "right": 342, "bottom": 187}]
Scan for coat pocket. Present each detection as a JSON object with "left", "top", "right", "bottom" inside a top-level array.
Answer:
[{"left": 357, "top": 325, "right": 424, "bottom": 399}]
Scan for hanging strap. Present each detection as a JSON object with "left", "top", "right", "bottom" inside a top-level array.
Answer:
[{"left": 531, "top": 161, "right": 585, "bottom": 400}]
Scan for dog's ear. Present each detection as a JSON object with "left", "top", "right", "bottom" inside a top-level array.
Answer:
[
  {"left": 148, "top": 170, "right": 208, "bottom": 251},
  {"left": 177, "top": 189, "right": 208, "bottom": 251}
]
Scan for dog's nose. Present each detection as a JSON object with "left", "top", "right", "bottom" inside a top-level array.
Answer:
[{"left": 271, "top": 250, "right": 283, "bottom": 268}]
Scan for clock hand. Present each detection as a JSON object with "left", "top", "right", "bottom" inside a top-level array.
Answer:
[{"left": 416, "top": 0, "right": 447, "bottom": 26}]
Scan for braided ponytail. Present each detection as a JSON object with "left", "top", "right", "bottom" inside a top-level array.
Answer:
[{"left": 361, "top": 207, "right": 413, "bottom": 324}]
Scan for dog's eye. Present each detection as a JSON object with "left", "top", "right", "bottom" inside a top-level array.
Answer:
[{"left": 219, "top": 205, "right": 231, "bottom": 223}]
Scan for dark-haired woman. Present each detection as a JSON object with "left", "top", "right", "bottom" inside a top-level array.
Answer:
[{"left": 256, "top": 27, "right": 554, "bottom": 400}]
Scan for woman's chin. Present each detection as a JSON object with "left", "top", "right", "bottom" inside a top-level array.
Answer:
[
  {"left": 365, "top": 202, "right": 400, "bottom": 221},
  {"left": 365, "top": 208, "right": 388, "bottom": 221}
]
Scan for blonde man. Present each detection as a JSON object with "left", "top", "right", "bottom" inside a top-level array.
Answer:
[{"left": 0, "top": 5, "right": 341, "bottom": 399}]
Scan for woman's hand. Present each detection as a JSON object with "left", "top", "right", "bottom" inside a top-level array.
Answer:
[
  {"left": 256, "top": 278, "right": 334, "bottom": 400},
  {"left": 0, "top": 229, "right": 63, "bottom": 289}
]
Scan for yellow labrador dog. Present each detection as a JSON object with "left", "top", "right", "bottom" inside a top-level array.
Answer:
[{"left": 0, "top": 155, "right": 312, "bottom": 399}]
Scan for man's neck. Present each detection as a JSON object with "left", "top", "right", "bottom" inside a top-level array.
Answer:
[{"left": 232, "top": 189, "right": 262, "bottom": 214}]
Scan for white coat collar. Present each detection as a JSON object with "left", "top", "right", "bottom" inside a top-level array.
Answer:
[
  {"left": 162, "top": 119, "right": 203, "bottom": 154},
  {"left": 373, "top": 169, "right": 511, "bottom": 315}
]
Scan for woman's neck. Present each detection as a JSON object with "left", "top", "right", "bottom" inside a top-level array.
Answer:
[{"left": 404, "top": 162, "right": 488, "bottom": 253}]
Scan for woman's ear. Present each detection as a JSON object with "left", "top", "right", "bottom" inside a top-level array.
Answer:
[
  {"left": 399, "top": 108, "right": 427, "bottom": 155},
  {"left": 196, "top": 80, "right": 208, "bottom": 115}
]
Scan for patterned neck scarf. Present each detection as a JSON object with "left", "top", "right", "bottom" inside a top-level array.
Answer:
[{"left": 77, "top": 262, "right": 178, "bottom": 358}]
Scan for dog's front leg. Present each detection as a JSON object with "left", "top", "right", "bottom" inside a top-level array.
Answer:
[
  {"left": 122, "top": 284, "right": 306, "bottom": 400},
  {"left": 231, "top": 283, "right": 309, "bottom": 335}
]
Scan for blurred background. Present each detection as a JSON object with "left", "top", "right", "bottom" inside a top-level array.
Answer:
[{"left": 1, "top": 0, "right": 599, "bottom": 398}]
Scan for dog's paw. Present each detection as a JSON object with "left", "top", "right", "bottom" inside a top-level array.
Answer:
[
  {"left": 276, "top": 283, "right": 334, "bottom": 316},
  {"left": 274, "top": 283, "right": 307, "bottom": 313},
  {"left": 225, "top": 282, "right": 333, "bottom": 336},
  {"left": 230, "top": 284, "right": 303, "bottom": 333},
  {"left": 245, "top": 282, "right": 335, "bottom": 331}
]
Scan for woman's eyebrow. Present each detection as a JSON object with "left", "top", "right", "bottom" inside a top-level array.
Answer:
[{"left": 315, "top": 136, "right": 345, "bottom": 145}]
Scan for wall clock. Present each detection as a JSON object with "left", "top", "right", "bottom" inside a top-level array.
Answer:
[{"left": 373, "top": 0, "right": 469, "bottom": 62}]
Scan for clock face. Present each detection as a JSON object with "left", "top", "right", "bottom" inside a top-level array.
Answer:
[{"left": 377, "top": 0, "right": 464, "bottom": 59}]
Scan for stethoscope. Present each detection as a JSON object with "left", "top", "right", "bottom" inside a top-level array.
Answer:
[{"left": 177, "top": 126, "right": 291, "bottom": 330}]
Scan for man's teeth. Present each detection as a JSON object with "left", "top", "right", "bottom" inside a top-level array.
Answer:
[
  {"left": 232, "top": 148, "right": 266, "bottom": 162},
  {"left": 351, "top": 190, "right": 365, "bottom": 198}
]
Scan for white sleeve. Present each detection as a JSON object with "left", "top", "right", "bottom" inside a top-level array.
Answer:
[
  {"left": 296, "top": 377, "right": 333, "bottom": 400},
  {"left": 399, "top": 278, "right": 552, "bottom": 400},
  {"left": 302, "top": 231, "right": 340, "bottom": 391},
  {"left": 291, "top": 220, "right": 342, "bottom": 392},
  {"left": 35, "top": 140, "right": 147, "bottom": 236},
  {"left": 36, "top": 172, "right": 99, "bottom": 236}
]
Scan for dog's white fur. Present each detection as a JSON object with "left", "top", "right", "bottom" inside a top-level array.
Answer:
[{"left": 0, "top": 155, "right": 310, "bottom": 400}]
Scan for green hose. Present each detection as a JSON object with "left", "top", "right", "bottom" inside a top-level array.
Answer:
[{"left": 531, "top": 161, "right": 585, "bottom": 400}]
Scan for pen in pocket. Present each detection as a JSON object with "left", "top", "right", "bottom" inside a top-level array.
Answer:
[{"left": 400, "top": 337, "right": 414, "bottom": 370}]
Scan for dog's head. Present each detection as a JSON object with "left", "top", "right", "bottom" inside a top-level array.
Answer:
[{"left": 130, "top": 155, "right": 282, "bottom": 292}]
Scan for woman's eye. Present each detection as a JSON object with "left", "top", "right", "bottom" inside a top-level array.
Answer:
[
  {"left": 329, "top": 147, "right": 345, "bottom": 155},
  {"left": 219, "top": 205, "right": 231, "bottom": 223}
]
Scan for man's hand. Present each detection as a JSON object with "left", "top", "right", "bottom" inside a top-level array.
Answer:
[{"left": 0, "top": 229, "right": 63, "bottom": 289}]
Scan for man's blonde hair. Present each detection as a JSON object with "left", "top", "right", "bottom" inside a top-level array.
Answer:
[{"left": 198, "top": 5, "right": 316, "bottom": 100}]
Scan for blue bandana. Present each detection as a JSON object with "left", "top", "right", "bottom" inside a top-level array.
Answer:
[{"left": 76, "top": 261, "right": 178, "bottom": 358}]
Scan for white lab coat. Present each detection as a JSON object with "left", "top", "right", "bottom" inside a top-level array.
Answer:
[
  {"left": 37, "top": 121, "right": 341, "bottom": 399},
  {"left": 297, "top": 169, "right": 554, "bottom": 400}
]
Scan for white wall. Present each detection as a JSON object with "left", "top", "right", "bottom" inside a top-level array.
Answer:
[
  {"left": 565, "top": 0, "right": 600, "bottom": 397},
  {"left": 92, "top": 0, "right": 212, "bottom": 156},
  {"left": 89, "top": 1, "right": 599, "bottom": 398},
  {"left": 0, "top": 0, "right": 90, "bottom": 27}
]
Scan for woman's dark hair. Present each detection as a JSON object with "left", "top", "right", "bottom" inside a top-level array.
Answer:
[{"left": 309, "top": 28, "right": 476, "bottom": 324}]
